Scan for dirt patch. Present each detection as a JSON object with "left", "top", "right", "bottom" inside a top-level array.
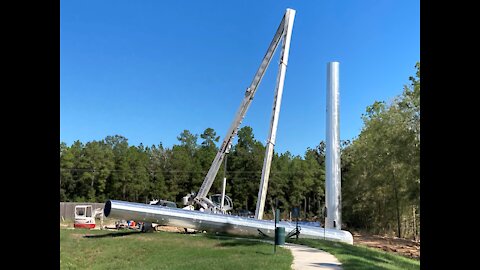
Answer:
[
  {"left": 353, "top": 232, "right": 420, "bottom": 259},
  {"left": 156, "top": 226, "right": 185, "bottom": 233}
]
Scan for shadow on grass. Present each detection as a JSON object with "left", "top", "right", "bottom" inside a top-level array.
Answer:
[
  {"left": 204, "top": 232, "right": 270, "bottom": 241},
  {"left": 83, "top": 231, "right": 142, "bottom": 238},
  {"left": 216, "top": 240, "right": 265, "bottom": 247},
  {"left": 256, "top": 250, "right": 275, "bottom": 256},
  {"left": 203, "top": 232, "right": 274, "bottom": 249}
]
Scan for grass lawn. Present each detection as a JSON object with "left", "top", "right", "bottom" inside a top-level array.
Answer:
[
  {"left": 60, "top": 229, "right": 293, "bottom": 269},
  {"left": 288, "top": 238, "right": 420, "bottom": 270}
]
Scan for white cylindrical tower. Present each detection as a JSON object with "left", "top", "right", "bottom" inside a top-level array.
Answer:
[{"left": 325, "top": 61, "right": 341, "bottom": 230}]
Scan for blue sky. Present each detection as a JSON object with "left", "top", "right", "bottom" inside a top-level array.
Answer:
[{"left": 60, "top": 0, "right": 419, "bottom": 156}]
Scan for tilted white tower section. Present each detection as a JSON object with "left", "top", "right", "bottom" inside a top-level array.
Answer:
[{"left": 255, "top": 8, "right": 296, "bottom": 220}]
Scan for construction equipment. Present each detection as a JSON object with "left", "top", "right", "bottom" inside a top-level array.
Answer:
[
  {"left": 183, "top": 8, "right": 296, "bottom": 218},
  {"left": 149, "top": 199, "right": 178, "bottom": 208},
  {"left": 74, "top": 205, "right": 104, "bottom": 229}
]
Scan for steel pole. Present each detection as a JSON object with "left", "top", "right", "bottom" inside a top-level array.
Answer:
[{"left": 325, "top": 62, "right": 341, "bottom": 230}]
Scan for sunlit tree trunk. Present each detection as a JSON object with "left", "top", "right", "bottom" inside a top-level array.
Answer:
[{"left": 392, "top": 167, "right": 401, "bottom": 238}]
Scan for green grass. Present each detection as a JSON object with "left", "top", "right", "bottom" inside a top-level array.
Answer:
[
  {"left": 60, "top": 229, "right": 293, "bottom": 270},
  {"left": 287, "top": 238, "right": 420, "bottom": 270}
]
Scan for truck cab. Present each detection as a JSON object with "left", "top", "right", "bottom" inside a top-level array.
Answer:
[{"left": 74, "top": 205, "right": 95, "bottom": 229}]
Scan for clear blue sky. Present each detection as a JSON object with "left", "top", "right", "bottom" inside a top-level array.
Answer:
[{"left": 60, "top": 0, "right": 419, "bottom": 156}]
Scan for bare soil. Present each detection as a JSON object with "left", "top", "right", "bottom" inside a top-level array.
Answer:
[
  {"left": 155, "top": 225, "right": 185, "bottom": 233},
  {"left": 352, "top": 231, "right": 420, "bottom": 260}
]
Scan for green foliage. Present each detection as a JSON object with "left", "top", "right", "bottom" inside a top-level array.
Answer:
[
  {"left": 342, "top": 62, "right": 420, "bottom": 238},
  {"left": 60, "top": 142, "right": 75, "bottom": 201},
  {"left": 229, "top": 126, "right": 265, "bottom": 210}
]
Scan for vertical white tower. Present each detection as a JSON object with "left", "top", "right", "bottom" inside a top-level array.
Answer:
[{"left": 325, "top": 62, "right": 341, "bottom": 230}]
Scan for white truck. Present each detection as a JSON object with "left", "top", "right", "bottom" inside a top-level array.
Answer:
[{"left": 74, "top": 205, "right": 103, "bottom": 229}]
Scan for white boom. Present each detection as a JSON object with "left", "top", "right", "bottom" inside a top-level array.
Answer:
[
  {"left": 255, "top": 8, "right": 295, "bottom": 220},
  {"left": 185, "top": 8, "right": 296, "bottom": 213}
]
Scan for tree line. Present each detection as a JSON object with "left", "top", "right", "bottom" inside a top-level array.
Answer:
[{"left": 60, "top": 62, "right": 420, "bottom": 239}]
